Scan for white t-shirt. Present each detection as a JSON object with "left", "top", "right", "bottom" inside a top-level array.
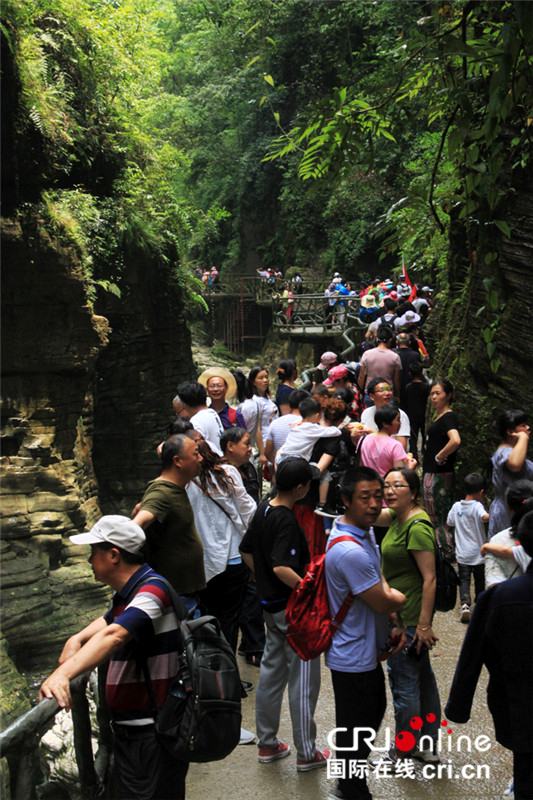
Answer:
[
  {"left": 368, "top": 313, "right": 397, "bottom": 337},
  {"left": 238, "top": 398, "right": 260, "bottom": 445},
  {"left": 361, "top": 406, "right": 411, "bottom": 440},
  {"left": 276, "top": 421, "right": 341, "bottom": 464},
  {"left": 412, "top": 298, "right": 430, "bottom": 314},
  {"left": 190, "top": 408, "right": 223, "bottom": 455},
  {"left": 484, "top": 528, "right": 523, "bottom": 586},
  {"left": 186, "top": 464, "right": 257, "bottom": 582},
  {"left": 255, "top": 395, "right": 279, "bottom": 446},
  {"left": 265, "top": 414, "right": 300, "bottom": 457},
  {"left": 512, "top": 544, "right": 532, "bottom": 574},
  {"left": 446, "top": 499, "right": 487, "bottom": 566}
]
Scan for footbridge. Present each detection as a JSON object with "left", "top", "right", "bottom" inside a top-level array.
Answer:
[{"left": 201, "top": 277, "right": 367, "bottom": 357}]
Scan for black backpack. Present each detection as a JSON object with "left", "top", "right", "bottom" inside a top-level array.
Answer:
[
  {"left": 129, "top": 574, "right": 242, "bottom": 762},
  {"left": 405, "top": 519, "right": 459, "bottom": 613}
]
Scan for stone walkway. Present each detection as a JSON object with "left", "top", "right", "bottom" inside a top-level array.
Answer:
[
  {"left": 186, "top": 341, "right": 512, "bottom": 800},
  {"left": 187, "top": 606, "right": 512, "bottom": 800}
]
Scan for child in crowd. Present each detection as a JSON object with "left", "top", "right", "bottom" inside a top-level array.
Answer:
[
  {"left": 483, "top": 481, "right": 533, "bottom": 586},
  {"left": 275, "top": 397, "right": 341, "bottom": 509},
  {"left": 447, "top": 472, "right": 489, "bottom": 623},
  {"left": 310, "top": 383, "right": 330, "bottom": 415},
  {"left": 482, "top": 493, "right": 533, "bottom": 585},
  {"left": 403, "top": 361, "right": 429, "bottom": 460}
]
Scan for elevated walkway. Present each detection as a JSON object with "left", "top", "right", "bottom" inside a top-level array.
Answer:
[
  {"left": 201, "top": 278, "right": 368, "bottom": 356},
  {"left": 272, "top": 293, "right": 368, "bottom": 358}
]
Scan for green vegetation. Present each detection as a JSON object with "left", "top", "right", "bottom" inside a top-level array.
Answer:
[{"left": 3, "top": 0, "right": 532, "bottom": 333}]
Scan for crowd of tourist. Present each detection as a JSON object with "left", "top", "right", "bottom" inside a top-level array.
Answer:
[{"left": 39, "top": 278, "right": 532, "bottom": 800}]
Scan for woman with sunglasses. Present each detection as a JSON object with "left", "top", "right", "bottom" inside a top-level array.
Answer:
[{"left": 371, "top": 466, "right": 441, "bottom": 770}]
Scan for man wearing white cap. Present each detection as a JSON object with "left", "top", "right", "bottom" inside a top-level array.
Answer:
[{"left": 40, "top": 515, "right": 188, "bottom": 799}]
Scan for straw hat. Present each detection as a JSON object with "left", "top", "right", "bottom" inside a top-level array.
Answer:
[{"left": 198, "top": 367, "right": 237, "bottom": 400}]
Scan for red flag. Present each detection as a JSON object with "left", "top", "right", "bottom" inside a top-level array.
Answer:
[{"left": 402, "top": 256, "right": 417, "bottom": 301}]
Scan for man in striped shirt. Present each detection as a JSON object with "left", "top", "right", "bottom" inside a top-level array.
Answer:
[{"left": 40, "top": 515, "right": 187, "bottom": 800}]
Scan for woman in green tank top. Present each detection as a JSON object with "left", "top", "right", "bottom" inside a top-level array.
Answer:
[{"left": 372, "top": 467, "right": 442, "bottom": 769}]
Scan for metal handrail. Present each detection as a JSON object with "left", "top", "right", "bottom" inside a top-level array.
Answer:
[
  {"left": 271, "top": 293, "right": 365, "bottom": 335},
  {"left": 203, "top": 276, "right": 331, "bottom": 302},
  {"left": 1, "top": 671, "right": 110, "bottom": 799}
]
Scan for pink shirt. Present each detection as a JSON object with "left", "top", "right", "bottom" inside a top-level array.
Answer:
[
  {"left": 360, "top": 435, "right": 407, "bottom": 476},
  {"left": 360, "top": 347, "right": 401, "bottom": 388}
]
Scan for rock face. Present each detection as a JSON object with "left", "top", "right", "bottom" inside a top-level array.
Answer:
[
  {"left": 91, "top": 253, "right": 196, "bottom": 516},
  {"left": 430, "top": 169, "right": 533, "bottom": 475},
  {"left": 1, "top": 216, "right": 197, "bottom": 800},
  {"left": 1, "top": 216, "right": 197, "bottom": 692},
  {"left": 1, "top": 218, "right": 111, "bottom": 678}
]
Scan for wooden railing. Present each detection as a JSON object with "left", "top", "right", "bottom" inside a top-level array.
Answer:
[{"left": 0, "top": 671, "right": 111, "bottom": 799}]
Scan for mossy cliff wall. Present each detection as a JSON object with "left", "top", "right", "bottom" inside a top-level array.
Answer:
[
  {"left": 91, "top": 253, "right": 195, "bottom": 516},
  {"left": 430, "top": 170, "right": 533, "bottom": 477},
  {"left": 0, "top": 217, "right": 195, "bottom": 726},
  {"left": 1, "top": 218, "right": 111, "bottom": 709}
]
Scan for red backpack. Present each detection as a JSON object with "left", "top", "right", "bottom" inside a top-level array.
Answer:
[{"left": 286, "top": 535, "right": 362, "bottom": 661}]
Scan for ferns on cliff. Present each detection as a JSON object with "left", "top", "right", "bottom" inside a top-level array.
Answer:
[{"left": 2, "top": 0, "right": 211, "bottom": 310}]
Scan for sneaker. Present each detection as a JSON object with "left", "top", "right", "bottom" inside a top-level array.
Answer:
[
  {"left": 296, "top": 748, "right": 330, "bottom": 771},
  {"left": 460, "top": 604, "right": 471, "bottom": 623},
  {"left": 239, "top": 727, "right": 256, "bottom": 745},
  {"left": 241, "top": 679, "right": 254, "bottom": 693},
  {"left": 258, "top": 740, "right": 291, "bottom": 763},
  {"left": 367, "top": 751, "right": 400, "bottom": 771},
  {"left": 245, "top": 652, "right": 262, "bottom": 667},
  {"left": 502, "top": 778, "right": 514, "bottom": 798},
  {"left": 327, "top": 788, "right": 353, "bottom": 800},
  {"left": 412, "top": 746, "right": 441, "bottom": 764}
]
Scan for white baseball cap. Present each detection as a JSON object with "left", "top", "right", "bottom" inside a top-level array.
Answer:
[{"left": 70, "top": 515, "right": 146, "bottom": 554}]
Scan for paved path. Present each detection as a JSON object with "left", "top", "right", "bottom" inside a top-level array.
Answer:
[{"left": 187, "top": 606, "right": 512, "bottom": 800}]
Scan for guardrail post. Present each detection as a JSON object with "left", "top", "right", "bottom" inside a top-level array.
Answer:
[
  {"left": 71, "top": 677, "right": 98, "bottom": 798},
  {"left": 13, "top": 738, "right": 40, "bottom": 800}
]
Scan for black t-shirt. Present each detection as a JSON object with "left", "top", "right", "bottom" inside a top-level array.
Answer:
[
  {"left": 396, "top": 348, "right": 421, "bottom": 395},
  {"left": 240, "top": 501, "right": 310, "bottom": 607},
  {"left": 423, "top": 411, "right": 459, "bottom": 473},
  {"left": 239, "top": 462, "right": 261, "bottom": 504},
  {"left": 296, "top": 435, "right": 342, "bottom": 507},
  {"left": 404, "top": 380, "right": 430, "bottom": 422},
  {"left": 275, "top": 384, "right": 293, "bottom": 411}
]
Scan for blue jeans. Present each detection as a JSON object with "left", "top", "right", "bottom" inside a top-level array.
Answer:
[
  {"left": 386, "top": 626, "right": 441, "bottom": 753},
  {"left": 458, "top": 562, "right": 485, "bottom": 606}
]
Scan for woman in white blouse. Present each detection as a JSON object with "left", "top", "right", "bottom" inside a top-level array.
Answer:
[{"left": 186, "top": 437, "right": 257, "bottom": 652}]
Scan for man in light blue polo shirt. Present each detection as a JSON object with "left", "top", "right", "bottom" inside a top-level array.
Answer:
[{"left": 325, "top": 467, "right": 406, "bottom": 800}]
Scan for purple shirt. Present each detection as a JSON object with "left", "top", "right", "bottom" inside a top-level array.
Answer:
[{"left": 217, "top": 403, "right": 246, "bottom": 430}]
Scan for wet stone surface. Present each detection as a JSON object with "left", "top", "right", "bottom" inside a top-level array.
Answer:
[{"left": 187, "top": 606, "right": 513, "bottom": 800}]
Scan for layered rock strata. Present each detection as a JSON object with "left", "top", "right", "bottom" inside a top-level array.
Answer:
[{"left": 1, "top": 218, "right": 110, "bottom": 687}]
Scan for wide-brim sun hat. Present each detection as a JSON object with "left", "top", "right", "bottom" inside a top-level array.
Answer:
[
  {"left": 399, "top": 310, "right": 421, "bottom": 327},
  {"left": 198, "top": 367, "right": 237, "bottom": 400},
  {"left": 361, "top": 294, "right": 377, "bottom": 309}
]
